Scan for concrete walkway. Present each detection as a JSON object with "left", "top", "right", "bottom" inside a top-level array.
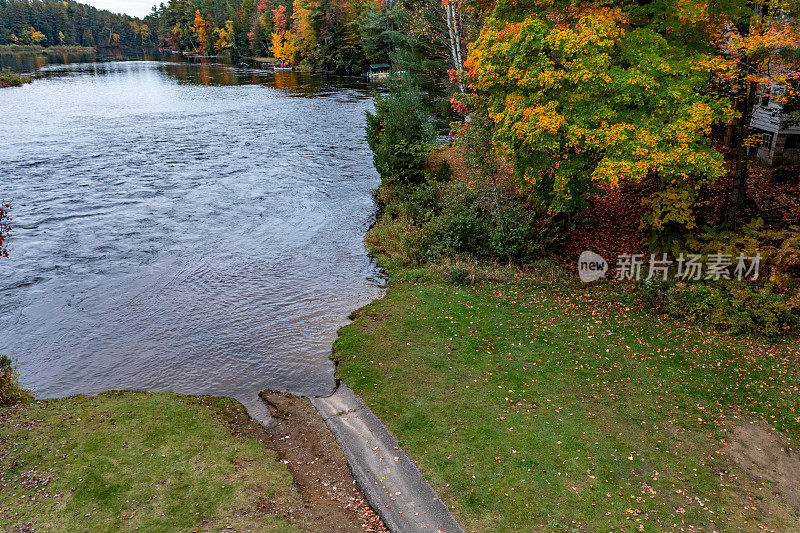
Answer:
[{"left": 311, "top": 385, "right": 464, "bottom": 533}]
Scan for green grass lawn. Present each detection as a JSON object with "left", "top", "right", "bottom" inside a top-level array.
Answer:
[
  {"left": 333, "top": 276, "right": 800, "bottom": 532},
  {"left": 0, "top": 391, "right": 300, "bottom": 532}
]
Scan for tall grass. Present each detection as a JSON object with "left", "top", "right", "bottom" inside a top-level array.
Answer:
[{"left": 0, "top": 355, "right": 32, "bottom": 406}]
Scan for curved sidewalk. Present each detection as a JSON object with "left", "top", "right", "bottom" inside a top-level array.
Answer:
[{"left": 311, "top": 384, "right": 464, "bottom": 533}]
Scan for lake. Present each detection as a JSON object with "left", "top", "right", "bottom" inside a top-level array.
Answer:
[{"left": 0, "top": 56, "right": 385, "bottom": 412}]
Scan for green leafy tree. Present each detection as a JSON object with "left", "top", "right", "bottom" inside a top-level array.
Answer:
[{"left": 357, "top": 4, "right": 403, "bottom": 63}]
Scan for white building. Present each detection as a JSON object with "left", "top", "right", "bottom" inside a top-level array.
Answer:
[{"left": 750, "top": 84, "right": 800, "bottom": 165}]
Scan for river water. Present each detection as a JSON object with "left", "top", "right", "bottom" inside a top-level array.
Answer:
[{"left": 0, "top": 57, "right": 385, "bottom": 410}]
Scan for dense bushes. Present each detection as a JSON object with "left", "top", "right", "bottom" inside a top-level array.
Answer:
[
  {"left": 367, "top": 170, "right": 567, "bottom": 270},
  {"left": 633, "top": 219, "right": 800, "bottom": 336},
  {"left": 364, "top": 83, "right": 579, "bottom": 276},
  {"left": 667, "top": 282, "right": 798, "bottom": 336},
  {"left": 0, "top": 355, "right": 32, "bottom": 407},
  {"left": 426, "top": 183, "right": 489, "bottom": 256},
  {"left": 638, "top": 280, "right": 799, "bottom": 336},
  {"left": 684, "top": 219, "right": 800, "bottom": 293}
]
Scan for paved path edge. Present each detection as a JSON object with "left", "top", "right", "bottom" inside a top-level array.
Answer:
[{"left": 310, "top": 384, "right": 464, "bottom": 533}]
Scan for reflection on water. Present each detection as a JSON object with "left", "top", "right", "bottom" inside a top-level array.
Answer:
[
  {"left": 0, "top": 50, "right": 96, "bottom": 73},
  {"left": 0, "top": 49, "right": 110, "bottom": 73},
  {"left": 3, "top": 51, "right": 375, "bottom": 94},
  {"left": 0, "top": 60, "right": 385, "bottom": 412}
]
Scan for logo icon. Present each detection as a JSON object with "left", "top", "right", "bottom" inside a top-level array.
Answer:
[{"left": 578, "top": 251, "right": 608, "bottom": 283}]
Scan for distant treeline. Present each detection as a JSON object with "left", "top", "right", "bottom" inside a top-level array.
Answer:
[
  {"left": 0, "top": 0, "right": 461, "bottom": 78},
  {"left": 0, "top": 0, "right": 157, "bottom": 48},
  {"left": 151, "top": 0, "right": 402, "bottom": 73}
]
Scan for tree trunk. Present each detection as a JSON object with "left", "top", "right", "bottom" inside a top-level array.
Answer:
[
  {"left": 727, "top": 129, "right": 750, "bottom": 226},
  {"left": 444, "top": 1, "right": 464, "bottom": 92},
  {"left": 725, "top": 18, "right": 756, "bottom": 227},
  {"left": 726, "top": 76, "right": 756, "bottom": 227}
]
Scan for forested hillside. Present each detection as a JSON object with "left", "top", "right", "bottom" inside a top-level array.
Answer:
[
  {"left": 0, "top": 0, "right": 156, "bottom": 48},
  {"left": 150, "top": 0, "right": 476, "bottom": 74}
]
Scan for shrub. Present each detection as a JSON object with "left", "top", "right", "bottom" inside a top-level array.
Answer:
[
  {"left": 682, "top": 219, "right": 800, "bottom": 293},
  {"left": 396, "top": 180, "right": 440, "bottom": 223},
  {"left": 430, "top": 160, "right": 452, "bottom": 182},
  {"left": 426, "top": 183, "right": 490, "bottom": 259},
  {"left": 427, "top": 257, "right": 519, "bottom": 284},
  {"left": 488, "top": 205, "right": 532, "bottom": 261},
  {"left": 365, "top": 82, "right": 434, "bottom": 185},
  {"left": 640, "top": 187, "right": 698, "bottom": 255},
  {"left": 664, "top": 282, "right": 798, "bottom": 336},
  {"left": 369, "top": 175, "right": 570, "bottom": 270},
  {"left": 365, "top": 214, "right": 429, "bottom": 271},
  {"left": 0, "top": 68, "right": 30, "bottom": 88},
  {"left": 632, "top": 219, "right": 800, "bottom": 335},
  {"left": 490, "top": 205, "right": 571, "bottom": 262},
  {"left": 637, "top": 278, "right": 676, "bottom": 313},
  {"left": 447, "top": 266, "right": 470, "bottom": 285},
  {"left": 0, "top": 355, "right": 32, "bottom": 407}
]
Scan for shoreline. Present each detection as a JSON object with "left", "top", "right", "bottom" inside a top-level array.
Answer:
[{"left": 0, "top": 45, "right": 96, "bottom": 53}]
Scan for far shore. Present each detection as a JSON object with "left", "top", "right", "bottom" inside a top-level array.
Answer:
[{"left": 0, "top": 44, "right": 96, "bottom": 53}]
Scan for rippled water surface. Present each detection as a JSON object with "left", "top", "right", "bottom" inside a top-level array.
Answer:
[{"left": 0, "top": 59, "right": 385, "bottom": 408}]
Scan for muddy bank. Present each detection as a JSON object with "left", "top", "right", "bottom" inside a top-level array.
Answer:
[{"left": 258, "top": 390, "right": 388, "bottom": 532}]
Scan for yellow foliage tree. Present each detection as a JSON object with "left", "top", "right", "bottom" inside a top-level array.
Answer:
[
  {"left": 464, "top": 5, "right": 732, "bottom": 218},
  {"left": 215, "top": 20, "right": 236, "bottom": 51},
  {"left": 139, "top": 24, "right": 151, "bottom": 44},
  {"left": 271, "top": 5, "right": 295, "bottom": 63},
  {"left": 29, "top": 27, "right": 46, "bottom": 45},
  {"left": 291, "top": 0, "right": 318, "bottom": 62}
]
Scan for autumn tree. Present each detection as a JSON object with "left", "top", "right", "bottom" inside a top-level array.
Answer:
[
  {"left": 215, "top": 20, "right": 236, "bottom": 51},
  {"left": 464, "top": 2, "right": 732, "bottom": 227},
  {"left": 271, "top": 4, "right": 296, "bottom": 62},
  {"left": 712, "top": 1, "right": 800, "bottom": 224},
  {"left": 291, "top": 0, "right": 319, "bottom": 62},
  {"left": 18, "top": 26, "right": 47, "bottom": 45},
  {"left": 249, "top": 0, "right": 274, "bottom": 55},
  {"left": 140, "top": 24, "right": 152, "bottom": 44},
  {"left": 192, "top": 10, "right": 210, "bottom": 52},
  {"left": 442, "top": 0, "right": 464, "bottom": 91}
]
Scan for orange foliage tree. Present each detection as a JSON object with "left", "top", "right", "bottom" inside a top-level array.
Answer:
[
  {"left": 271, "top": 5, "right": 296, "bottom": 62},
  {"left": 192, "top": 10, "right": 210, "bottom": 52}
]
